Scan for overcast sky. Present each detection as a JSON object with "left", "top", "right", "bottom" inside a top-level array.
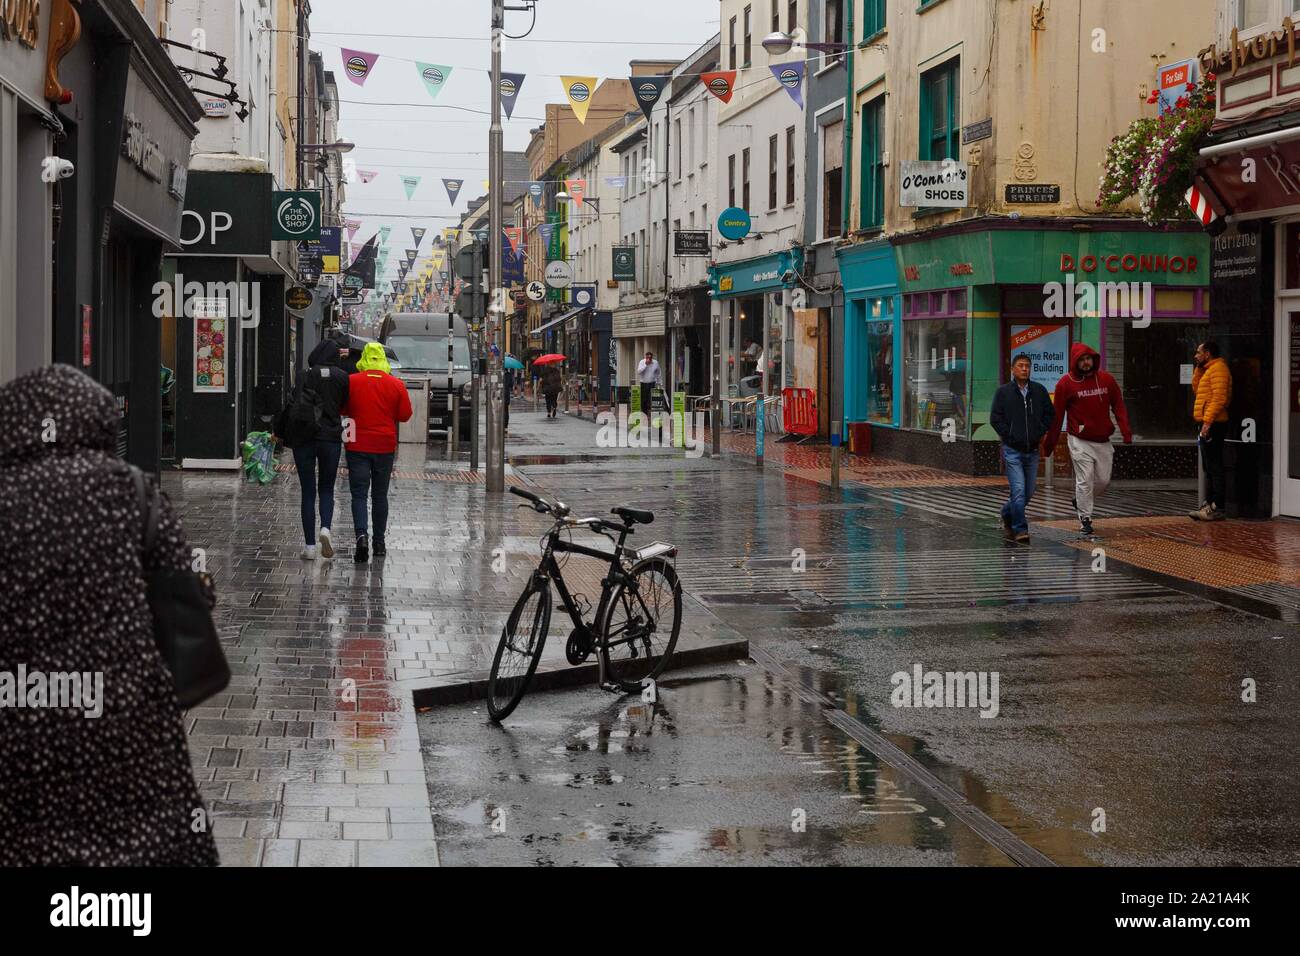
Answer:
[{"left": 310, "top": 0, "right": 719, "bottom": 264}]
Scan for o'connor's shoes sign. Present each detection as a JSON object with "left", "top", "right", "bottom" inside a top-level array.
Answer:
[{"left": 0, "top": 0, "right": 40, "bottom": 49}]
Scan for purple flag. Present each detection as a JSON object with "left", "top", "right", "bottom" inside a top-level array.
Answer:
[
  {"left": 341, "top": 49, "right": 380, "bottom": 87},
  {"left": 770, "top": 61, "right": 806, "bottom": 108}
]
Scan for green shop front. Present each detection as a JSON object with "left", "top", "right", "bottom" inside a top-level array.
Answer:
[
  {"left": 709, "top": 249, "right": 805, "bottom": 405},
  {"left": 871, "top": 222, "right": 1210, "bottom": 477}
]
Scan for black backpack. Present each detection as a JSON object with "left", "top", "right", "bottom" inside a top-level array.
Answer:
[{"left": 278, "top": 379, "right": 322, "bottom": 449}]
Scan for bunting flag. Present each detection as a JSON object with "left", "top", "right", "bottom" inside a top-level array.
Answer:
[
  {"left": 472, "top": 228, "right": 489, "bottom": 243},
  {"left": 770, "top": 62, "right": 806, "bottom": 108},
  {"left": 443, "top": 227, "right": 460, "bottom": 245},
  {"left": 562, "top": 76, "right": 598, "bottom": 124},
  {"left": 416, "top": 62, "right": 452, "bottom": 100},
  {"left": 401, "top": 176, "right": 421, "bottom": 200},
  {"left": 631, "top": 74, "right": 670, "bottom": 121},
  {"left": 341, "top": 49, "right": 379, "bottom": 86},
  {"left": 701, "top": 70, "right": 737, "bottom": 104},
  {"left": 345, "top": 219, "right": 362, "bottom": 242},
  {"left": 357, "top": 170, "right": 378, "bottom": 184},
  {"left": 443, "top": 178, "right": 464, "bottom": 206},
  {"left": 538, "top": 222, "right": 555, "bottom": 252},
  {"left": 566, "top": 179, "right": 587, "bottom": 206},
  {"left": 391, "top": 281, "right": 400, "bottom": 293},
  {"left": 412, "top": 227, "right": 427, "bottom": 247},
  {"left": 527, "top": 182, "right": 544, "bottom": 208},
  {"left": 379, "top": 226, "right": 392, "bottom": 243},
  {"left": 498, "top": 72, "right": 525, "bottom": 120},
  {"left": 405, "top": 249, "right": 417, "bottom": 266},
  {"left": 504, "top": 227, "right": 523, "bottom": 256},
  {"left": 605, "top": 176, "right": 627, "bottom": 189}
]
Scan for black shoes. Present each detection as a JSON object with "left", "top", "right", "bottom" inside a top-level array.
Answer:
[
  {"left": 373, "top": 538, "right": 387, "bottom": 557},
  {"left": 354, "top": 534, "right": 369, "bottom": 564},
  {"left": 1080, "top": 517, "right": 1094, "bottom": 535}
]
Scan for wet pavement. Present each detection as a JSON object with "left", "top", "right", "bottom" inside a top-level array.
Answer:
[{"left": 165, "top": 403, "right": 1300, "bottom": 866}]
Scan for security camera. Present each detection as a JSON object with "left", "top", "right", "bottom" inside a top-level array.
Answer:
[
  {"left": 781, "top": 268, "right": 797, "bottom": 284},
  {"left": 41, "top": 157, "right": 74, "bottom": 183}
]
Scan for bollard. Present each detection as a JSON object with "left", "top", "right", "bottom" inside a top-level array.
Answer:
[
  {"left": 831, "top": 419, "right": 841, "bottom": 492},
  {"left": 755, "top": 396, "right": 765, "bottom": 469},
  {"left": 1196, "top": 436, "right": 1206, "bottom": 506},
  {"left": 449, "top": 394, "right": 459, "bottom": 457}
]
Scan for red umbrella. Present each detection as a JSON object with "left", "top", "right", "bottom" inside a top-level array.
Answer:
[{"left": 532, "top": 354, "right": 565, "bottom": 365}]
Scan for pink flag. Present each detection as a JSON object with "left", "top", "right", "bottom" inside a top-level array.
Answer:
[
  {"left": 357, "top": 170, "right": 378, "bottom": 184},
  {"left": 566, "top": 179, "right": 587, "bottom": 206},
  {"left": 504, "top": 227, "right": 523, "bottom": 255},
  {"left": 341, "top": 49, "right": 379, "bottom": 86}
]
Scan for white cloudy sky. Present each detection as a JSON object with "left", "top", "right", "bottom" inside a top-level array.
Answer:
[{"left": 310, "top": 0, "right": 719, "bottom": 257}]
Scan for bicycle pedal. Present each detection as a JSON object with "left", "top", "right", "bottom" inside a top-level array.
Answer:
[{"left": 599, "top": 681, "right": 624, "bottom": 694}]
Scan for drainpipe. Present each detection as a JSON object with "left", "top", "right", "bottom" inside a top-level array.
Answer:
[{"left": 837, "top": 3, "right": 856, "bottom": 453}]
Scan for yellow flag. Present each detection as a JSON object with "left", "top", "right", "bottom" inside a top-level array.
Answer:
[{"left": 562, "top": 76, "right": 598, "bottom": 124}]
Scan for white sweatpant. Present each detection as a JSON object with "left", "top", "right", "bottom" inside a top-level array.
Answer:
[{"left": 1068, "top": 435, "right": 1114, "bottom": 519}]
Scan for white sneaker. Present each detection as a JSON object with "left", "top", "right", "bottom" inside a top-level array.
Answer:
[
  {"left": 301, "top": 545, "right": 318, "bottom": 560},
  {"left": 319, "top": 527, "right": 334, "bottom": 559}
]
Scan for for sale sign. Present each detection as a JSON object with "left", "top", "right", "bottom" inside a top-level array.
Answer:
[{"left": 1157, "top": 59, "right": 1199, "bottom": 116}]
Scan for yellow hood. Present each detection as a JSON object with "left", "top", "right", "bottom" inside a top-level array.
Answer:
[{"left": 356, "top": 342, "right": 392, "bottom": 374}]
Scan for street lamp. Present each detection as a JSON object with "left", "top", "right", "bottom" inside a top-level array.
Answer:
[
  {"left": 761, "top": 30, "right": 849, "bottom": 56},
  {"left": 300, "top": 141, "right": 355, "bottom": 154}
]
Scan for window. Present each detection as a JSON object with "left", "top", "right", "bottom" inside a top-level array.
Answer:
[
  {"left": 742, "top": 148, "right": 751, "bottom": 212},
  {"left": 822, "top": 119, "right": 843, "bottom": 239},
  {"left": 744, "top": 6, "right": 752, "bottom": 66},
  {"left": 921, "top": 58, "right": 960, "bottom": 161},
  {"left": 863, "top": 0, "right": 886, "bottom": 38},
  {"left": 1237, "top": 0, "right": 1271, "bottom": 30},
  {"left": 786, "top": 126, "right": 796, "bottom": 204},
  {"left": 728, "top": 154, "right": 737, "bottom": 208},
  {"left": 788, "top": 0, "right": 797, "bottom": 32},
  {"left": 729, "top": 17, "right": 737, "bottom": 69},
  {"left": 903, "top": 296, "right": 967, "bottom": 434},
  {"left": 674, "top": 119, "right": 682, "bottom": 179},
  {"left": 768, "top": 135, "right": 779, "bottom": 209},
  {"left": 688, "top": 108, "right": 696, "bottom": 167},
  {"left": 865, "top": 298, "right": 894, "bottom": 425},
  {"left": 823, "top": 0, "right": 845, "bottom": 67},
  {"left": 860, "top": 95, "right": 885, "bottom": 229},
  {"left": 772, "top": 0, "right": 780, "bottom": 33}
]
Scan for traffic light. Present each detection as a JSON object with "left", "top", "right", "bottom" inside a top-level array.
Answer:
[{"left": 454, "top": 241, "right": 486, "bottom": 319}]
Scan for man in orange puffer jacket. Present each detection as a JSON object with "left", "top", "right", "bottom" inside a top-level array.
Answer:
[{"left": 1189, "top": 340, "right": 1233, "bottom": 522}]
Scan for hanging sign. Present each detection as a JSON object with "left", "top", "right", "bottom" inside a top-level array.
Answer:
[
  {"left": 674, "top": 230, "right": 711, "bottom": 256},
  {"left": 272, "top": 190, "right": 321, "bottom": 240},
  {"left": 545, "top": 259, "right": 574, "bottom": 289},
  {"left": 526, "top": 280, "right": 546, "bottom": 302},
  {"left": 899, "top": 160, "right": 970, "bottom": 208},
  {"left": 612, "top": 246, "right": 636, "bottom": 281},
  {"left": 717, "top": 207, "right": 752, "bottom": 241}
]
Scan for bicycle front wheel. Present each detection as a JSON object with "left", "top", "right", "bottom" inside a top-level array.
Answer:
[
  {"left": 487, "top": 580, "right": 551, "bottom": 722},
  {"left": 600, "top": 558, "right": 682, "bottom": 693}
]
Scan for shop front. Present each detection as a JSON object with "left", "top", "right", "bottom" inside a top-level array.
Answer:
[
  {"left": 838, "top": 239, "right": 902, "bottom": 439},
  {"left": 165, "top": 168, "right": 294, "bottom": 467},
  {"left": 612, "top": 301, "right": 667, "bottom": 393},
  {"left": 668, "top": 287, "right": 711, "bottom": 403},
  {"left": 885, "top": 223, "right": 1210, "bottom": 477},
  {"left": 708, "top": 249, "right": 805, "bottom": 406}
]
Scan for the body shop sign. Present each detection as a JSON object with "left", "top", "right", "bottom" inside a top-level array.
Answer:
[{"left": 272, "top": 190, "right": 321, "bottom": 241}]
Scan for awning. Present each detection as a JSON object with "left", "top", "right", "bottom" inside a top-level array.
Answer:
[{"left": 531, "top": 306, "right": 588, "bottom": 336}]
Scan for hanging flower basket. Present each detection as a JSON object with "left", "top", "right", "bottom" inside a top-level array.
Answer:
[{"left": 1098, "top": 73, "right": 1217, "bottom": 226}]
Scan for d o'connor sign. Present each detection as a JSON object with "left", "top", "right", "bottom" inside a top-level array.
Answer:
[{"left": 899, "top": 160, "right": 970, "bottom": 209}]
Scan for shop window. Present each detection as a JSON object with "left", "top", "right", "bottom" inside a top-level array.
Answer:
[
  {"left": 904, "top": 316, "right": 967, "bottom": 434},
  {"left": 1153, "top": 289, "right": 1196, "bottom": 313},
  {"left": 866, "top": 304, "right": 894, "bottom": 425}
]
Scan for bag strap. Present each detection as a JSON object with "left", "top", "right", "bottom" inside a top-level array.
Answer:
[{"left": 131, "top": 466, "right": 160, "bottom": 553}]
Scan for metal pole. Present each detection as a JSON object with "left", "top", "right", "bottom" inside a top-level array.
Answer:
[
  {"left": 486, "top": 0, "right": 506, "bottom": 492},
  {"left": 711, "top": 297, "right": 721, "bottom": 458},
  {"left": 296, "top": 2, "right": 306, "bottom": 187}
]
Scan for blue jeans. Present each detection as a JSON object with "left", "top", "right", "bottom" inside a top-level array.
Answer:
[
  {"left": 346, "top": 450, "right": 395, "bottom": 540},
  {"left": 292, "top": 440, "right": 342, "bottom": 545},
  {"left": 1001, "top": 445, "right": 1039, "bottom": 535}
]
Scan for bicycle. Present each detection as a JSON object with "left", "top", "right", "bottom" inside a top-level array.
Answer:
[{"left": 486, "top": 487, "right": 683, "bottom": 722}]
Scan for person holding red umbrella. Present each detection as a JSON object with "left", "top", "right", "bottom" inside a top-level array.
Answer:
[{"left": 539, "top": 357, "right": 564, "bottom": 419}]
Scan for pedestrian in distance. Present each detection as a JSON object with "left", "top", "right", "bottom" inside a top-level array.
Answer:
[
  {"left": 1189, "top": 340, "right": 1233, "bottom": 521},
  {"left": 990, "top": 354, "right": 1055, "bottom": 544},
  {"left": 0, "top": 365, "right": 219, "bottom": 866},
  {"left": 637, "top": 351, "right": 663, "bottom": 421},
  {"left": 276, "top": 338, "right": 350, "bottom": 560},
  {"left": 503, "top": 366, "right": 514, "bottom": 435},
  {"left": 342, "top": 343, "right": 413, "bottom": 562},
  {"left": 541, "top": 362, "right": 563, "bottom": 419},
  {"left": 1042, "top": 342, "right": 1133, "bottom": 536}
]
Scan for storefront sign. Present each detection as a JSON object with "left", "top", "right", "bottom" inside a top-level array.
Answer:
[
  {"left": 1059, "top": 252, "right": 1199, "bottom": 275},
  {"left": 176, "top": 171, "right": 274, "bottom": 256},
  {"left": 1005, "top": 184, "right": 1060, "bottom": 204},
  {"left": 545, "top": 259, "right": 574, "bottom": 289},
  {"left": 572, "top": 285, "right": 596, "bottom": 310},
  {"left": 1198, "top": 19, "right": 1299, "bottom": 78},
  {"left": 962, "top": 118, "right": 992, "bottom": 144},
  {"left": 121, "top": 114, "right": 165, "bottom": 183},
  {"left": 0, "top": 0, "right": 41, "bottom": 49},
  {"left": 272, "top": 190, "right": 322, "bottom": 241},
  {"left": 1009, "top": 324, "right": 1069, "bottom": 395},
  {"left": 200, "top": 97, "right": 232, "bottom": 118},
  {"left": 718, "top": 208, "right": 752, "bottom": 241},
  {"left": 900, "top": 160, "right": 970, "bottom": 208},
  {"left": 285, "top": 286, "right": 313, "bottom": 311},
  {"left": 612, "top": 246, "right": 636, "bottom": 281},
  {"left": 298, "top": 227, "right": 341, "bottom": 274},
  {"left": 675, "top": 230, "right": 711, "bottom": 256}
]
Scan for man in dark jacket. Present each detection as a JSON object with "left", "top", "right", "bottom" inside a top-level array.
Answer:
[
  {"left": 279, "top": 338, "right": 351, "bottom": 559},
  {"left": 989, "top": 353, "right": 1055, "bottom": 544}
]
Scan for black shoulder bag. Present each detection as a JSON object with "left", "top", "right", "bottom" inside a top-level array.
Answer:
[{"left": 132, "top": 468, "right": 231, "bottom": 708}]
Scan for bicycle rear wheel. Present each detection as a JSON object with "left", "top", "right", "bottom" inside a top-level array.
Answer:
[
  {"left": 487, "top": 580, "right": 551, "bottom": 722},
  {"left": 600, "top": 558, "right": 682, "bottom": 693}
]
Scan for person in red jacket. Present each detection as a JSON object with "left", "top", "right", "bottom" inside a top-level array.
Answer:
[
  {"left": 1043, "top": 342, "right": 1133, "bottom": 536},
  {"left": 342, "top": 343, "right": 413, "bottom": 563}
]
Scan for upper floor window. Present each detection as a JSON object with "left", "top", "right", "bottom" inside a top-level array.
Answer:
[
  {"left": 744, "top": 6, "right": 753, "bottom": 66},
  {"left": 823, "top": 0, "right": 845, "bottom": 67},
  {"left": 860, "top": 95, "right": 886, "bottom": 229},
  {"left": 729, "top": 17, "right": 738, "bottom": 69},
  {"left": 788, "top": 0, "right": 797, "bottom": 33},
  {"left": 921, "top": 58, "right": 960, "bottom": 161},
  {"left": 863, "top": 0, "right": 886, "bottom": 39},
  {"left": 772, "top": 1, "right": 780, "bottom": 34}
]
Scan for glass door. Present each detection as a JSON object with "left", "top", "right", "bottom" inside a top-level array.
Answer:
[{"left": 1281, "top": 308, "right": 1300, "bottom": 516}]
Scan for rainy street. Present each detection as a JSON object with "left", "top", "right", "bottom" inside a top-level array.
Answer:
[{"left": 164, "top": 404, "right": 1300, "bottom": 868}]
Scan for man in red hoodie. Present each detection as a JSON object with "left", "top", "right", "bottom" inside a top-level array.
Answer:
[
  {"left": 1043, "top": 342, "right": 1132, "bottom": 536},
  {"left": 342, "top": 343, "right": 413, "bottom": 563}
]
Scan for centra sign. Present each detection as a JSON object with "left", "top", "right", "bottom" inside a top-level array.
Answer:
[
  {"left": 0, "top": 0, "right": 40, "bottom": 48},
  {"left": 272, "top": 190, "right": 321, "bottom": 241}
]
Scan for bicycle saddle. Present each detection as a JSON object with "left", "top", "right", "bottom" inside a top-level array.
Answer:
[{"left": 612, "top": 506, "right": 654, "bottom": 526}]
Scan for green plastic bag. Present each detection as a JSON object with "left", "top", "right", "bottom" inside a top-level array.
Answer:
[{"left": 241, "top": 431, "right": 276, "bottom": 485}]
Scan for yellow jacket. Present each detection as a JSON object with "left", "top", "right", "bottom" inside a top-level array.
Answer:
[{"left": 1192, "top": 357, "right": 1231, "bottom": 424}]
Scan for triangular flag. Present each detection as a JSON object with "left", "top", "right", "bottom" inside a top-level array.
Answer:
[
  {"left": 357, "top": 170, "right": 378, "bottom": 184},
  {"left": 401, "top": 176, "right": 421, "bottom": 200},
  {"left": 405, "top": 249, "right": 417, "bottom": 266},
  {"left": 345, "top": 219, "right": 362, "bottom": 241},
  {"left": 379, "top": 226, "right": 392, "bottom": 243},
  {"left": 631, "top": 74, "right": 670, "bottom": 121},
  {"left": 566, "top": 179, "right": 586, "bottom": 206},
  {"left": 412, "top": 227, "right": 427, "bottom": 247},
  {"left": 770, "top": 62, "right": 806, "bottom": 108},
  {"left": 605, "top": 176, "right": 627, "bottom": 189},
  {"left": 443, "top": 179, "right": 464, "bottom": 206},
  {"left": 538, "top": 222, "right": 555, "bottom": 252},
  {"left": 341, "top": 49, "right": 379, "bottom": 86},
  {"left": 701, "top": 71, "right": 737, "bottom": 104},
  {"left": 562, "top": 76, "right": 598, "bottom": 124},
  {"left": 482, "top": 180, "right": 490, "bottom": 192},
  {"left": 527, "top": 182, "right": 545, "bottom": 208},
  {"left": 504, "top": 227, "right": 523, "bottom": 256},
  {"left": 498, "top": 72, "right": 525, "bottom": 120},
  {"left": 416, "top": 62, "right": 452, "bottom": 100}
]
